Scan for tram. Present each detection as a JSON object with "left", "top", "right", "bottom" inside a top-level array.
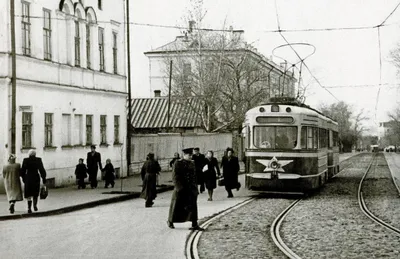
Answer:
[{"left": 242, "top": 97, "right": 340, "bottom": 192}]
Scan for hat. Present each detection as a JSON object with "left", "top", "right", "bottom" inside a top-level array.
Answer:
[
  {"left": 90, "top": 145, "right": 96, "bottom": 149},
  {"left": 193, "top": 147, "right": 200, "bottom": 151},
  {"left": 226, "top": 147, "right": 234, "bottom": 153},
  {"left": 8, "top": 154, "right": 16, "bottom": 161},
  {"left": 147, "top": 153, "right": 155, "bottom": 159},
  {"left": 182, "top": 148, "right": 194, "bottom": 155}
]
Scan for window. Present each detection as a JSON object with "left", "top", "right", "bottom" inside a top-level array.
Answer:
[
  {"left": 183, "top": 63, "right": 191, "bottom": 82},
  {"left": 100, "top": 115, "right": 107, "bottom": 144},
  {"left": 98, "top": 0, "right": 102, "bottom": 10},
  {"left": 98, "top": 27, "right": 104, "bottom": 71},
  {"left": 22, "top": 112, "right": 32, "bottom": 148},
  {"left": 253, "top": 126, "right": 297, "bottom": 150},
  {"left": 333, "top": 131, "right": 339, "bottom": 147},
  {"left": 44, "top": 113, "right": 53, "bottom": 147},
  {"left": 86, "top": 24, "right": 91, "bottom": 68},
  {"left": 86, "top": 115, "right": 93, "bottom": 145},
  {"left": 43, "top": 9, "right": 51, "bottom": 60},
  {"left": 75, "top": 21, "right": 80, "bottom": 66},
  {"left": 114, "top": 115, "right": 120, "bottom": 144},
  {"left": 301, "top": 126, "right": 318, "bottom": 150},
  {"left": 112, "top": 32, "right": 118, "bottom": 74},
  {"left": 62, "top": 114, "right": 71, "bottom": 146},
  {"left": 319, "top": 128, "right": 328, "bottom": 148},
  {"left": 74, "top": 115, "right": 83, "bottom": 145},
  {"left": 22, "top": 1, "right": 31, "bottom": 55}
]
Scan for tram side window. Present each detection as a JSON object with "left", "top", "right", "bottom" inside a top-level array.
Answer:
[
  {"left": 301, "top": 126, "right": 318, "bottom": 150},
  {"left": 333, "top": 131, "right": 339, "bottom": 147},
  {"left": 319, "top": 128, "right": 328, "bottom": 148}
]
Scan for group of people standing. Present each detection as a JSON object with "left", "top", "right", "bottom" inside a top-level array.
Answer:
[
  {"left": 2, "top": 150, "right": 47, "bottom": 214},
  {"left": 166, "top": 147, "right": 241, "bottom": 231},
  {"left": 74, "top": 145, "right": 116, "bottom": 189}
]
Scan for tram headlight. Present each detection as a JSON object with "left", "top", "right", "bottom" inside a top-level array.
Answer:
[{"left": 270, "top": 161, "right": 279, "bottom": 169}]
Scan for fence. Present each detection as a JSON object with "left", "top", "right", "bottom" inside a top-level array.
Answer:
[{"left": 129, "top": 132, "right": 233, "bottom": 174}]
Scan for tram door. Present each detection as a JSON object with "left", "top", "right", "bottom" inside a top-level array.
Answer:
[{"left": 327, "top": 130, "right": 334, "bottom": 178}]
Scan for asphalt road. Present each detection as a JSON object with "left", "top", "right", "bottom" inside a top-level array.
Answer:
[{"left": 0, "top": 176, "right": 251, "bottom": 259}]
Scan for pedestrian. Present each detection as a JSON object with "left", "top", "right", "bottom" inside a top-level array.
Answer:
[
  {"left": 2, "top": 154, "right": 23, "bottom": 214},
  {"left": 169, "top": 152, "right": 180, "bottom": 170},
  {"left": 203, "top": 151, "right": 220, "bottom": 201},
  {"left": 20, "top": 149, "right": 47, "bottom": 213},
  {"left": 103, "top": 159, "right": 115, "bottom": 188},
  {"left": 86, "top": 145, "right": 102, "bottom": 189},
  {"left": 167, "top": 148, "right": 204, "bottom": 231},
  {"left": 140, "top": 153, "right": 161, "bottom": 207},
  {"left": 75, "top": 158, "right": 88, "bottom": 189},
  {"left": 192, "top": 147, "right": 206, "bottom": 193},
  {"left": 221, "top": 147, "right": 240, "bottom": 198}
]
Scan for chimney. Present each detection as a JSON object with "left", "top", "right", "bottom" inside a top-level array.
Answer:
[
  {"left": 188, "top": 20, "right": 195, "bottom": 33},
  {"left": 154, "top": 90, "right": 161, "bottom": 97}
]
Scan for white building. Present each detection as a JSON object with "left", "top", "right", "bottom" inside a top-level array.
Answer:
[{"left": 0, "top": 0, "right": 127, "bottom": 187}]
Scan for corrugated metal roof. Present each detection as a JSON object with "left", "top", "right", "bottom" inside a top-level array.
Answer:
[{"left": 130, "top": 97, "right": 203, "bottom": 129}]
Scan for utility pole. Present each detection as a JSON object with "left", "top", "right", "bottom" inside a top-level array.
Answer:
[
  {"left": 167, "top": 60, "right": 172, "bottom": 132},
  {"left": 10, "top": 0, "right": 16, "bottom": 155},
  {"left": 126, "top": 0, "right": 132, "bottom": 176}
]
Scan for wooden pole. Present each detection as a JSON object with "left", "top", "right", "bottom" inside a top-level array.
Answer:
[
  {"left": 167, "top": 60, "right": 172, "bottom": 132},
  {"left": 10, "top": 0, "right": 16, "bottom": 155},
  {"left": 126, "top": 0, "right": 132, "bottom": 176}
]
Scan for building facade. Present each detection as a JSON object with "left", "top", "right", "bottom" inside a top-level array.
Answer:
[
  {"left": 0, "top": 0, "right": 127, "bottom": 187},
  {"left": 144, "top": 29, "right": 297, "bottom": 99}
]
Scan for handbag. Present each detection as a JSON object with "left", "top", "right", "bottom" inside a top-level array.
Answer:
[
  {"left": 218, "top": 177, "right": 225, "bottom": 186},
  {"left": 40, "top": 186, "right": 48, "bottom": 200}
]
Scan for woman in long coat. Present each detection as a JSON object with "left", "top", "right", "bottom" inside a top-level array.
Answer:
[
  {"left": 168, "top": 148, "right": 203, "bottom": 231},
  {"left": 20, "top": 149, "right": 47, "bottom": 213},
  {"left": 2, "top": 154, "right": 23, "bottom": 214},
  {"left": 203, "top": 151, "right": 220, "bottom": 201},
  {"left": 221, "top": 147, "right": 240, "bottom": 198},
  {"left": 140, "top": 153, "right": 161, "bottom": 207}
]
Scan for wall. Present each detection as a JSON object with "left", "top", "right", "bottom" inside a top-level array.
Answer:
[{"left": 130, "top": 133, "right": 233, "bottom": 173}]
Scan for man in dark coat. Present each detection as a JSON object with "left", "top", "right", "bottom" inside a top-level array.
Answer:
[
  {"left": 192, "top": 147, "right": 206, "bottom": 193},
  {"left": 140, "top": 153, "right": 161, "bottom": 207},
  {"left": 86, "top": 145, "right": 102, "bottom": 189},
  {"left": 168, "top": 148, "right": 204, "bottom": 231},
  {"left": 20, "top": 149, "right": 47, "bottom": 213},
  {"left": 221, "top": 147, "right": 240, "bottom": 198}
]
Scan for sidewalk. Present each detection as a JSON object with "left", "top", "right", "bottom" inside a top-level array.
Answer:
[{"left": 0, "top": 170, "right": 175, "bottom": 220}]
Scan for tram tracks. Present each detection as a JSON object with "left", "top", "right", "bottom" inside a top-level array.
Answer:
[{"left": 358, "top": 153, "right": 400, "bottom": 236}]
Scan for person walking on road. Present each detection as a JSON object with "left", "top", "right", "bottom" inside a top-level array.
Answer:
[
  {"left": 140, "top": 153, "right": 161, "bottom": 207},
  {"left": 20, "top": 150, "right": 47, "bottom": 213},
  {"left": 169, "top": 152, "right": 180, "bottom": 170},
  {"left": 221, "top": 147, "right": 240, "bottom": 198},
  {"left": 192, "top": 147, "right": 206, "bottom": 193},
  {"left": 75, "top": 158, "right": 88, "bottom": 189},
  {"left": 168, "top": 148, "right": 204, "bottom": 231},
  {"left": 103, "top": 159, "right": 115, "bottom": 188},
  {"left": 87, "top": 145, "right": 102, "bottom": 189},
  {"left": 2, "top": 154, "right": 23, "bottom": 214},
  {"left": 203, "top": 151, "right": 220, "bottom": 201}
]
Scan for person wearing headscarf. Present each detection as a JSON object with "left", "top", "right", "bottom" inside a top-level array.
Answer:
[
  {"left": 103, "top": 158, "right": 115, "bottom": 188},
  {"left": 203, "top": 150, "right": 221, "bottom": 201},
  {"left": 221, "top": 147, "right": 240, "bottom": 198},
  {"left": 140, "top": 153, "right": 161, "bottom": 207},
  {"left": 20, "top": 149, "right": 47, "bottom": 213},
  {"left": 2, "top": 154, "right": 23, "bottom": 214},
  {"left": 168, "top": 148, "right": 204, "bottom": 231}
]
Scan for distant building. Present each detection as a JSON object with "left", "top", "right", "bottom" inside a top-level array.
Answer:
[
  {"left": 0, "top": 0, "right": 127, "bottom": 187},
  {"left": 378, "top": 121, "right": 396, "bottom": 140},
  {"left": 144, "top": 27, "right": 296, "bottom": 99}
]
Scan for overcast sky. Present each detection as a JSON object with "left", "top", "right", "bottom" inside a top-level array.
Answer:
[{"left": 130, "top": 0, "right": 400, "bottom": 134}]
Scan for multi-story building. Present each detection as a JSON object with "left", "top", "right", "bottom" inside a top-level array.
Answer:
[
  {"left": 0, "top": 0, "right": 127, "bottom": 187},
  {"left": 144, "top": 28, "right": 297, "bottom": 99}
]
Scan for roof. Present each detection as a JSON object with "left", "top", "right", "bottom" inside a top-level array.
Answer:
[{"left": 130, "top": 97, "right": 203, "bottom": 129}]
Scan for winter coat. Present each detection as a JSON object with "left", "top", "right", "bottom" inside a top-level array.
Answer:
[
  {"left": 20, "top": 156, "right": 47, "bottom": 198},
  {"left": 221, "top": 155, "right": 240, "bottom": 190},
  {"left": 2, "top": 163, "right": 23, "bottom": 202},
  {"left": 75, "top": 163, "right": 88, "bottom": 180}
]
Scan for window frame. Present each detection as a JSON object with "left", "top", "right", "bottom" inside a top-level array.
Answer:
[
  {"left": 301, "top": 126, "right": 319, "bottom": 150},
  {"left": 98, "top": 27, "right": 105, "bottom": 71},
  {"left": 253, "top": 126, "right": 298, "bottom": 150},
  {"left": 100, "top": 115, "right": 107, "bottom": 145},
  {"left": 86, "top": 115, "right": 93, "bottom": 145},
  {"left": 74, "top": 20, "right": 81, "bottom": 67},
  {"left": 43, "top": 9, "right": 52, "bottom": 60},
  {"left": 21, "top": 1, "right": 31, "bottom": 56},
  {"left": 114, "top": 115, "right": 120, "bottom": 144},
  {"left": 86, "top": 24, "right": 91, "bottom": 69},
  {"left": 22, "top": 112, "right": 32, "bottom": 148},
  {"left": 112, "top": 31, "right": 118, "bottom": 74},
  {"left": 44, "top": 113, "right": 53, "bottom": 147}
]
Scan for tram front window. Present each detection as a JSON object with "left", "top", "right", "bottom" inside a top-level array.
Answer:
[{"left": 254, "top": 126, "right": 297, "bottom": 149}]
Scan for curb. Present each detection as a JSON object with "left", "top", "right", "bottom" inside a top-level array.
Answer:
[{"left": 0, "top": 185, "right": 174, "bottom": 221}]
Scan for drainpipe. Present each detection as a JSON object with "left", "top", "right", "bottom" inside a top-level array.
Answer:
[{"left": 10, "top": 0, "right": 16, "bottom": 155}]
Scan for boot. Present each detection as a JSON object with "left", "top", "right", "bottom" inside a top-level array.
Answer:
[
  {"left": 9, "top": 203, "right": 15, "bottom": 214},
  {"left": 33, "top": 197, "right": 38, "bottom": 211},
  {"left": 27, "top": 201, "right": 32, "bottom": 214}
]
